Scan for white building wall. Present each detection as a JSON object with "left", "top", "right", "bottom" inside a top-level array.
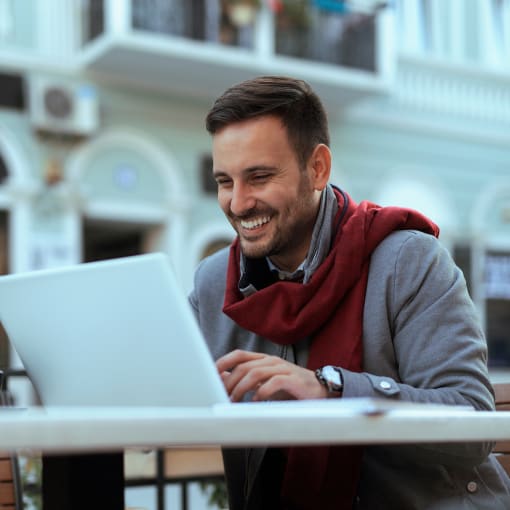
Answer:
[{"left": 0, "top": 1, "right": 509, "bottom": 508}]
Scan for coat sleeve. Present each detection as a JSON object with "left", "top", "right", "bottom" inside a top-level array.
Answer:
[{"left": 340, "top": 230, "right": 495, "bottom": 466}]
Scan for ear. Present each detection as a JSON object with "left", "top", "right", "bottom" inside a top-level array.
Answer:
[{"left": 308, "top": 144, "right": 331, "bottom": 191}]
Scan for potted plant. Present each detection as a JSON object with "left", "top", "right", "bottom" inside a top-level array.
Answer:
[
  {"left": 224, "top": 0, "right": 262, "bottom": 27},
  {"left": 199, "top": 478, "right": 228, "bottom": 509},
  {"left": 268, "top": 0, "right": 311, "bottom": 29}
]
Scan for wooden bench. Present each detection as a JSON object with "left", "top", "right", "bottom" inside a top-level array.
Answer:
[
  {"left": 493, "top": 382, "right": 510, "bottom": 476},
  {"left": 0, "top": 379, "right": 22, "bottom": 510},
  {"left": 0, "top": 453, "right": 22, "bottom": 509}
]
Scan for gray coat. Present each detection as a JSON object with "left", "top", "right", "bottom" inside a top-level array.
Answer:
[{"left": 189, "top": 229, "right": 510, "bottom": 509}]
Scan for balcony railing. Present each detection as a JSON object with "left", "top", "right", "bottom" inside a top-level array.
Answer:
[
  {"left": 75, "top": 0, "right": 394, "bottom": 111},
  {"left": 81, "top": 0, "right": 385, "bottom": 73},
  {"left": 0, "top": 1, "right": 393, "bottom": 109},
  {"left": 1, "top": 1, "right": 508, "bottom": 80}
]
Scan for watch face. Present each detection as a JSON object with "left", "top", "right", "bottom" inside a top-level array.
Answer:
[{"left": 323, "top": 365, "right": 341, "bottom": 385}]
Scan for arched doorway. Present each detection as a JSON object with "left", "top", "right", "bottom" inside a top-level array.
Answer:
[
  {"left": 0, "top": 152, "right": 9, "bottom": 369},
  {"left": 187, "top": 222, "right": 234, "bottom": 291},
  {"left": 374, "top": 171, "right": 458, "bottom": 250},
  {"left": 471, "top": 180, "right": 510, "bottom": 369},
  {"left": 67, "top": 128, "right": 189, "bottom": 281},
  {"left": 0, "top": 125, "right": 37, "bottom": 405}
]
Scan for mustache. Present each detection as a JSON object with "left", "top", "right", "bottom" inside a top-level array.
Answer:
[{"left": 229, "top": 207, "right": 275, "bottom": 221}]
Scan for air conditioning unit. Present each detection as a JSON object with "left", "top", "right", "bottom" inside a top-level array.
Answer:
[{"left": 28, "top": 76, "right": 99, "bottom": 136}]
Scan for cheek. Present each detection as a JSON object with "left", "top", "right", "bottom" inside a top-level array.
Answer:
[{"left": 217, "top": 190, "right": 231, "bottom": 214}]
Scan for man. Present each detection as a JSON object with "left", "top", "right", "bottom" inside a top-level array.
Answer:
[{"left": 189, "top": 76, "right": 510, "bottom": 509}]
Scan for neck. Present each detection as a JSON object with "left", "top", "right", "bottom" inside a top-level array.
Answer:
[{"left": 268, "top": 255, "right": 305, "bottom": 274}]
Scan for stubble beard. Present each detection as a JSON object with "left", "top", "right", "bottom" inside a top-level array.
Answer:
[{"left": 235, "top": 177, "right": 317, "bottom": 262}]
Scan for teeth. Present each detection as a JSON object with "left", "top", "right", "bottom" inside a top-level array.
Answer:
[{"left": 240, "top": 216, "right": 270, "bottom": 230}]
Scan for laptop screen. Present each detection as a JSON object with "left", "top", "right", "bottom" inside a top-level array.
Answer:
[{"left": 0, "top": 253, "right": 229, "bottom": 407}]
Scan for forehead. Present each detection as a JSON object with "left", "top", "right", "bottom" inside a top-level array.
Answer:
[
  {"left": 212, "top": 117, "right": 297, "bottom": 176},
  {"left": 212, "top": 116, "right": 288, "bottom": 148}
]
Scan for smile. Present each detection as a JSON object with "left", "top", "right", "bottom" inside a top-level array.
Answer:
[{"left": 240, "top": 216, "right": 271, "bottom": 230}]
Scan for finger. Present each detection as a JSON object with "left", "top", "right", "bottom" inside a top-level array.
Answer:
[
  {"left": 219, "top": 371, "right": 231, "bottom": 384},
  {"left": 223, "top": 356, "right": 286, "bottom": 398},
  {"left": 216, "top": 349, "right": 265, "bottom": 374},
  {"left": 253, "top": 368, "right": 322, "bottom": 401},
  {"left": 229, "top": 365, "right": 287, "bottom": 402},
  {"left": 253, "top": 374, "right": 293, "bottom": 402},
  {"left": 254, "top": 373, "right": 311, "bottom": 401}
]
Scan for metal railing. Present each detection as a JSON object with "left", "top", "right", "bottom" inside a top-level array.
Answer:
[
  {"left": 1, "top": 368, "right": 225, "bottom": 510},
  {"left": 82, "top": 0, "right": 386, "bottom": 73}
]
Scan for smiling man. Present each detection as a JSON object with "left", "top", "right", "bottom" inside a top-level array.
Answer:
[
  {"left": 212, "top": 115, "right": 322, "bottom": 271},
  {"left": 189, "top": 76, "right": 510, "bottom": 510}
]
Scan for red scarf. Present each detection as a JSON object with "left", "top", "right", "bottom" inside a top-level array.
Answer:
[{"left": 223, "top": 189, "right": 439, "bottom": 509}]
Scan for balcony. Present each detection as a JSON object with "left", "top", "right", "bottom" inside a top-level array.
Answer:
[{"left": 77, "top": 0, "right": 395, "bottom": 111}]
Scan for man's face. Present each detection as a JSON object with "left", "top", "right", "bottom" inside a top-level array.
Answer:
[{"left": 212, "top": 116, "right": 322, "bottom": 272}]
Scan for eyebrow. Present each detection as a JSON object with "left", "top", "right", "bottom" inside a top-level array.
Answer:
[{"left": 213, "top": 164, "right": 278, "bottom": 179}]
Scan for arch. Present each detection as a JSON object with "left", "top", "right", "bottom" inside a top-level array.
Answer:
[
  {"left": 469, "top": 179, "right": 510, "bottom": 333},
  {"left": 0, "top": 126, "right": 39, "bottom": 400},
  {"left": 0, "top": 126, "right": 35, "bottom": 273},
  {"left": 185, "top": 221, "right": 234, "bottom": 291},
  {"left": 66, "top": 127, "right": 187, "bottom": 212},
  {"left": 374, "top": 169, "right": 458, "bottom": 244},
  {"left": 0, "top": 126, "right": 33, "bottom": 188},
  {"left": 470, "top": 178, "right": 510, "bottom": 238},
  {"left": 190, "top": 222, "right": 234, "bottom": 260},
  {"left": 66, "top": 127, "right": 190, "bottom": 283}
]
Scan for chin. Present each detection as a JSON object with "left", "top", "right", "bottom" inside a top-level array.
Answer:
[{"left": 239, "top": 241, "right": 272, "bottom": 260}]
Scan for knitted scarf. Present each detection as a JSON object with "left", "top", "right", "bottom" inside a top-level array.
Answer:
[{"left": 223, "top": 188, "right": 439, "bottom": 509}]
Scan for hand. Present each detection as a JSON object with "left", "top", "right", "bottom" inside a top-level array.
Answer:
[{"left": 216, "top": 349, "right": 329, "bottom": 402}]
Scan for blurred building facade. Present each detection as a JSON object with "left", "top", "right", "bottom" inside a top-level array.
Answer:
[
  {"left": 0, "top": 0, "right": 509, "bottom": 371},
  {"left": 1, "top": 1, "right": 510, "bottom": 508}
]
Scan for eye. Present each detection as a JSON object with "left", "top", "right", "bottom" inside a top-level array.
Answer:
[
  {"left": 215, "top": 177, "right": 232, "bottom": 188},
  {"left": 252, "top": 173, "right": 270, "bottom": 183}
]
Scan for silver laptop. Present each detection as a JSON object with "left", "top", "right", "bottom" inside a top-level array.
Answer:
[{"left": 0, "top": 253, "right": 229, "bottom": 407}]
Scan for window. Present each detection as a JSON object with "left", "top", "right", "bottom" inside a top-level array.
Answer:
[
  {"left": 491, "top": 0, "right": 510, "bottom": 62},
  {"left": 454, "top": 246, "right": 510, "bottom": 368},
  {"left": 275, "top": 1, "right": 377, "bottom": 71},
  {"left": 0, "top": 211, "right": 8, "bottom": 369},
  {"left": 484, "top": 252, "right": 510, "bottom": 367},
  {"left": 82, "top": 220, "right": 145, "bottom": 262},
  {"left": 131, "top": 0, "right": 256, "bottom": 48},
  {"left": 200, "top": 154, "right": 216, "bottom": 195},
  {"left": 453, "top": 244, "right": 472, "bottom": 297},
  {"left": 81, "top": 0, "right": 104, "bottom": 44},
  {"left": 0, "top": 72, "right": 25, "bottom": 111}
]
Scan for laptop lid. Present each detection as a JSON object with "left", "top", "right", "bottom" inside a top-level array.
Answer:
[{"left": 0, "top": 253, "right": 229, "bottom": 407}]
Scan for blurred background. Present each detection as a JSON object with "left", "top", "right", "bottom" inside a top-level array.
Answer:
[{"left": 0, "top": 0, "right": 509, "bottom": 508}]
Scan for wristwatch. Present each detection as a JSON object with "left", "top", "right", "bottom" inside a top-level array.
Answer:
[{"left": 315, "top": 365, "right": 344, "bottom": 395}]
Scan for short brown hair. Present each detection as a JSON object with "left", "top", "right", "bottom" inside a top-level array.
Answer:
[{"left": 205, "top": 76, "right": 330, "bottom": 169}]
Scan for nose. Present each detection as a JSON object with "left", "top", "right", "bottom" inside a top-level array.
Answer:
[{"left": 230, "top": 182, "right": 256, "bottom": 217}]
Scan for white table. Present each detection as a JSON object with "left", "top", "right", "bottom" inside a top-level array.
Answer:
[
  {"left": 2, "top": 398, "right": 510, "bottom": 453},
  {"left": 4, "top": 398, "right": 510, "bottom": 510}
]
